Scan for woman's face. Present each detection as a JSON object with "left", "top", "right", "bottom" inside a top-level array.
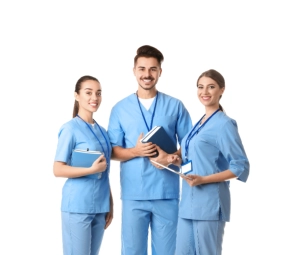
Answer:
[
  {"left": 75, "top": 79, "right": 102, "bottom": 114},
  {"left": 197, "top": 76, "right": 224, "bottom": 109}
]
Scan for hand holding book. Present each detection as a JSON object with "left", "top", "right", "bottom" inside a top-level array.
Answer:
[
  {"left": 71, "top": 149, "right": 107, "bottom": 179},
  {"left": 141, "top": 126, "right": 177, "bottom": 157},
  {"left": 134, "top": 133, "right": 158, "bottom": 158},
  {"left": 90, "top": 154, "right": 107, "bottom": 173}
]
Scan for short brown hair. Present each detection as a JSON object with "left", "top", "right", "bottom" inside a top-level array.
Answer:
[{"left": 134, "top": 45, "right": 164, "bottom": 66}]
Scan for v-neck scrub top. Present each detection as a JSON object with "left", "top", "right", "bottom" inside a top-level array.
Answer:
[
  {"left": 179, "top": 111, "right": 249, "bottom": 222},
  {"left": 54, "top": 117, "right": 111, "bottom": 214},
  {"left": 107, "top": 92, "right": 192, "bottom": 200}
]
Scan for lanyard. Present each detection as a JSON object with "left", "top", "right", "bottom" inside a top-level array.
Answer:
[
  {"left": 184, "top": 109, "right": 220, "bottom": 159},
  {"left": 136, "top": 91, "right": 158, "bottom": 132},
  {"left": 76, "top": 115, "right": 110, "bottom": 162}
]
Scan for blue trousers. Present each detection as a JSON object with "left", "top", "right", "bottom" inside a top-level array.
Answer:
[
  {"left": 121, "top": 199, "right": 179, "bottom": 255},
  {"left": 62, "top": 212, "right": 106, "bottom": 255},
  {"left": 175, "top": 218, "right": 225, "bottom": 255}
]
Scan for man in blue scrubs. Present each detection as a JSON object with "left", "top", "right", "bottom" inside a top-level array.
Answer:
[{"left": 107, "top": 45, "right": 192, "bottom": 255}]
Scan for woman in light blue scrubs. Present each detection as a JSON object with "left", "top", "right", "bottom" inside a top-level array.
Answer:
[
  {"left": 53, "top": 75, "right": 113, "bottom": 255},
  {"left": 165, "top": 69, "right": 250, "bottom": 255}
]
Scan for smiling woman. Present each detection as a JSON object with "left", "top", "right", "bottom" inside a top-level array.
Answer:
[
  {"left": 73, "top": 76, "right": 102, "bottom": 120},
  {"left": 53, "top": 75, "right": 114, "bottom": 255},
  {"left": 163, "top": 69, "right": 250, "bottom": 255}
]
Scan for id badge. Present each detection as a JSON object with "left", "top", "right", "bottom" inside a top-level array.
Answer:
[{"left": 181, "top": 160, "right": 192, "bottom": 175}]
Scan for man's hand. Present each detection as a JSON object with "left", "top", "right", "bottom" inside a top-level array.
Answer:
[
  {"left": 133, "top": 133, "right": 158, "bottom": 157},
  {"left": 149, "top": 145, "right": 171, "bottom": 169}
]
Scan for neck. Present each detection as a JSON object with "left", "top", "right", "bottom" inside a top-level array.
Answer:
[
  {"left": 77, "top": 111, "right": 94, "bottom": 124},
  {"left": 137, "top": 88, "right": 157, "bottom": 99},
  {"left": 203, "top": 107, "right": 220, "bottom": 121}
]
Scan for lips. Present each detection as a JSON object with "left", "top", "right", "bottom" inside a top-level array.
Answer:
[
  {"left": 141, "top": 76, "right": 154, "bottom": 83},
  {"left": 201, "top": 96, "right": 211, "bottom": 100}
]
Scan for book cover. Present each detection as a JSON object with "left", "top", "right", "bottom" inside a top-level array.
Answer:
[
  {"left": 141, "top": 126, "right": 177, "bottom": 157},
  {"left": 71, "top": 149, "right": 103, "bottom": 179}
]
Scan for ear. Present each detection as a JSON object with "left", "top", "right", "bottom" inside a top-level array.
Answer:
[
  {"left": 221, "top": 86, "right": 225, "bottom": 95},
  {"left": 74, "top": 92, "right": 79, "bottom": 101},
  {"left": 159, "top": 68, "right": 162, "bottom": 77},
  {"left": 133, "top": 67, "right": 136, "bottom": 76}
]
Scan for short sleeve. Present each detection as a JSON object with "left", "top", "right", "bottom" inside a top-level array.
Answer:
[
  {"left": 217, "top": 119, "right": 249, "bottom": 182},
  {"left": 176, "top": 101, "right": 192, "bottom": 143},
  {"left": 107, "top": 108, "right": 125, "bottom": 148},
  {"left": 54, "top": 124, "right": 75, "bottom": 164}
]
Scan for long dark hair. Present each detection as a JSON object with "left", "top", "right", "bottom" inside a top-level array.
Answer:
[
  {"left": 197, "top": 69, "right": 225, "bottom": 112},
  {"left": 72, "top": 75, "right": 99, "bottom": 118}
]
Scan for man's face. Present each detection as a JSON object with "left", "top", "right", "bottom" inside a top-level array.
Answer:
[{"left": 133, "top": 57, "right": 162, "bottom": 91}]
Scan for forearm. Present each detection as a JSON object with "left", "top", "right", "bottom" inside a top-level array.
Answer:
[
  {"left": 111, "top": 146, "right": 139, "bottom": 161},
  {"left": 110, "top": 189, "right": 114, "bottom": 207},
  {"left": 202, "top": 170, "right": 237, "bottom": 184},
  {"left": 53, "top": 161, "right": 93, "bottom": 178}
]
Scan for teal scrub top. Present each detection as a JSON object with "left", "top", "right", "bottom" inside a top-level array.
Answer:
[
  {"left": 107, "top": 92, "right": 192, "bottom": 200},
  {"left": 54, "top": 117, "right": 111, "bottom": 214},
  {"left": 179, "top": 111, "right": 249, "bottom": 222}
]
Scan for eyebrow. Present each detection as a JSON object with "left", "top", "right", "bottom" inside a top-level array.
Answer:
[
  {"left": 137, "top": 66, "right": 158, "bottom": 69},
  {"left": 84, "top": 88, "right": 101, "bottom": 91},
  {"left": 198, "top": 83, "right": 216, "bottom": 86}
]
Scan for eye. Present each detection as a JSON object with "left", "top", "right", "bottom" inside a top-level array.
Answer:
[
  {"left": 209, "top": 85, "right": 215, "bottom": 89},
  {"left": 97, "top": 92, "right": 101, "bottom": 96}
]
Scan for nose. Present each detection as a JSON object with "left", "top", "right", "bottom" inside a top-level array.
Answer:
[
  {"left": 144, "top": 69, "right": 151, "bottom": 77},
  {"left": 92, "top": 93, "right": 99, "bottom": 100},
  {"left": 203, "top": 87, "right": 209, "bottom": 94}
]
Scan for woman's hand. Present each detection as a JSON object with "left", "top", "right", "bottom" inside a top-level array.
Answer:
[
  {"left": 182, "top": 174, "right": 204, "bottom": 186},
  {"left": 105, "top": 201, "right": 113, "bottom": 229},
  {"left": 90, "top": 154, "right": 107, "bottom": 173}
]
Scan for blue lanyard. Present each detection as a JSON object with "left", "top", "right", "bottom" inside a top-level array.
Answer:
[
  {"left": 184, "top": 109, "right": 220, "bottom": 159},
  {"left": 76, "top": 115, "right": 110, "bottom": 162},
  {"left": 136, "top": 91, "right": 158, "bottom": 132}
]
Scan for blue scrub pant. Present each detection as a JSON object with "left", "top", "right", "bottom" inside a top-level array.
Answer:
[
  {"left": 121, "top": 199, "right": 179, "bottom": 255},
  {"left": 175, "top": 218, "right": 225, "bottom": 255},
  {"left": 61, "top": 212, "right": 106, "bottom": 255}
]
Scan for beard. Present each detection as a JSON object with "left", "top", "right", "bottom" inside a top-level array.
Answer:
[
  {"left": 138, "top": 77, "right": 157, "bottom": 90},
  {"left": 139, "top": 83, "right": 156, "bottom": 90}
]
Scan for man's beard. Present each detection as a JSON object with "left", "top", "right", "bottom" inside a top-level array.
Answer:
[{"left": 139, "top": 83, "right": 156, "bottom": 90}]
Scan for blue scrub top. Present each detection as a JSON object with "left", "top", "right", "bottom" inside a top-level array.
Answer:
[
  {"left": 54, "top": 117, "right": 111, "bottom": 214},
  {"left": 179, "top": 111, "right": 249, "bottom": 222},
  {"left": 107, "top": 92, "right": 192, "bottom": 200}
]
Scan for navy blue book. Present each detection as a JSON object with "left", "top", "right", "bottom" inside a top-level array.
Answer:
[
  {"left": 71, "top": 149, "right": 103, "bottom": 179},
  {"left": 141, "top": 126, "right": 177, "bottom": 158}
]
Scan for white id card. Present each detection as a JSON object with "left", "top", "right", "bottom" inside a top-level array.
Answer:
[{"left": 181, "top": 160, "right": 192, "bottom": 175}]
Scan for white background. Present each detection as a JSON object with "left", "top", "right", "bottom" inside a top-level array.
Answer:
[{"left": 0, "top": 1, "right": 294, "bottom": 254}]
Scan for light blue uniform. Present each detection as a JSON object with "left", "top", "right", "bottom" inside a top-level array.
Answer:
[
  {"left": 175, "top": 111, "right": 249, "bottom": 255},
  {"left": 107, "top": 92, "right": 192, "bottom": 255},
  {"left": 54, "top": 117, "right": 111, "bottom": 255}
]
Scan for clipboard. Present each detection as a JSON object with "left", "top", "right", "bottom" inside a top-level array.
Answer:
[{"left": 150, "top": 160, "right": 186, "bottom": 177}]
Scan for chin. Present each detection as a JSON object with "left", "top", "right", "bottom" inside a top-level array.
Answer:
[
  {"left": 140, "top": 84, "right": 156, "bottom": 90},
  {"left": 90, "top": 108, "right": 98, "bottom": 112}
]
